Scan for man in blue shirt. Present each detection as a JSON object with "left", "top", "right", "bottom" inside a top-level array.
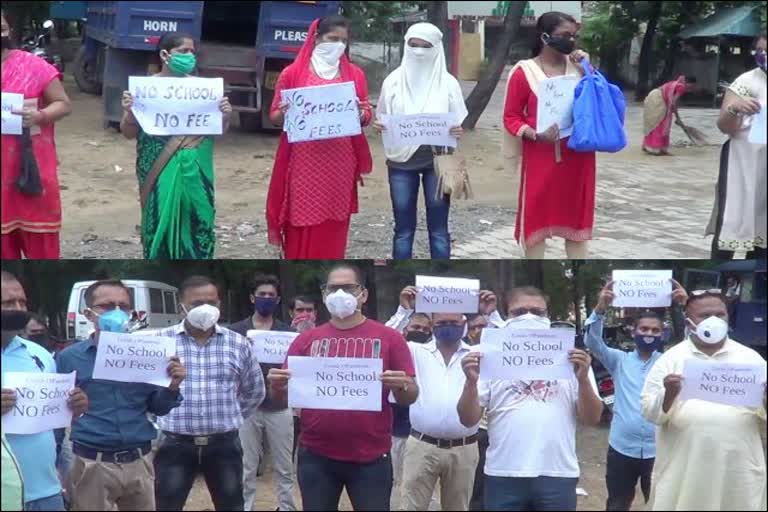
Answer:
[
  {"left": 585, "top": 279, "right": 688, "bottom": 511},
  {"left": 1, "top": 271, "right": 89, "bottom": 512},
  {"left": 56, "top": 279, "right": 186, "bottom": 512}
]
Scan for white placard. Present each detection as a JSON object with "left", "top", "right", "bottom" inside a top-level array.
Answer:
[
  {"left": 380, "top": 113, "right": 458, "bottom": 149},
  {"left": 612, "top": 270, "right": 673, "bottom": 308},
  {"left": 680, "top": 359, "right": 767, "bottom": 407},
  {"left": 536, "top": 76, "right": 579, "bottom": 138},
  {"left": 1, "top": 371, "right": 76, "bottom": 434},
  {"left": 247, "top": 330, "right": 299, "bottom": 364},
  {"left": 748, "top": 108, "right": 766, "bottom": 145},
  {"left": 92, "top": 332, "right": 176, "bottom": 386},
  {"left": 287, "top": 356, "right": 383, "bottom": 411},
  {"left": 415, "top": 275, "right": 480, "bottom": 314},
  {"left": 281, "top": 82, "right": 362, "bottom": 143},
  {"left": 129, "top": 76, "right": 224, "bottom": 136},
  {"left": 479, "top": 327, "right": 575, "bottom": 381},
  {"left": 1, "top": 92, "right": 24, "bottom": 135}
]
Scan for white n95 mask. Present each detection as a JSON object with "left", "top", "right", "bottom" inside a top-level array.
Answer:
[
  {"left": 324, "top": 290, "right": 358, "bottom": 319},
  {"left": 184, "top": 304, "right": 220, "bottom": 331},
  {"left": 690, "top": 316, "right": 728, "bottom": 345}
]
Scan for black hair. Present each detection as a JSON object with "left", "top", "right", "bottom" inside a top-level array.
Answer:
[
  {"left": 466, "top": 313, "right": 487, "bottom": 323},
  {"left": 410, "top": 312, "right": 432, "bottom": 323},
  {"left": 532, "top": 11, "right": 577, "bottom": 57},
  {"left": 178, "top": 275, "right": 219, "bottom": 299},
  {"left": 507, "top": 286, "right": 550, "bottom": 307},
  {"left": 290, "top": 295, "right": 317, "bottom": 310},
  {"left": 26, "top": 312, "right": 48, "bottom": 328},
  {"left": 84, "top": 279, "right": 133, "bottom": 308},
  {"left": 326, "top": 263, "right": 365, "bottom": 287},
  {"left": 634, "top": 311, "right": 664, "bottom": 327},
  {"left": 250, "top": 273, "right": 280, "bottom": 296},
  {"left": 317, "top": 15, "right": 350, "bottom": 38},
  {"left": 158, "top": 32, "right": 195, "bottom": 52},
  {"left": 685, "top": 292, "right": 726, "bottom": 312}
]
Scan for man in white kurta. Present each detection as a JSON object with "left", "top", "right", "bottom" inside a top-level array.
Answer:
[{"left": 641, "top": 292, "right": 767, "bottom": 511}]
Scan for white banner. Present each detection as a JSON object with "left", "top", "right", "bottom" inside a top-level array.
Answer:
[
  {"left": 479, "top": 327, "right": 575, "bottom": 381},
  {"left": 281, "top": 82, "right": 362, "bottom": 143},
  {"left": 612, "top": 270, "right": 673, "bottom": 308},
  {"left": 247, "top": 330, "right": 299, "bottom": 364},
  {"left": 93, "top": 332, "right": 176, "bottom": 386},
  {"left": 536, "top": 76, "right": 579, "bottom": 138},
  {"left": 680, "top": 359, "right": 767, "bottom": 407},
  {"left": 1, "top": 92, "right": 24, "bottom": 135},
  {"left": 129, "top": 76, "right": 224, "bottom": 136},
  {"left": 415, "top": 275, "right": 480, "bottom": 314},
  {"left": 380, "top": 113, "right": 457, "bottom": 149},
  {"left": 287, "top": 356, "right": 383, "bottom": 411},
  {"left": 1, "top": 371, "right": 76, "bottom": 434}
]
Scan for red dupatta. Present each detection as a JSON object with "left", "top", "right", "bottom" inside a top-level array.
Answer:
[{"left": 266, "top": 19, "right": 373, "bottom": 247}]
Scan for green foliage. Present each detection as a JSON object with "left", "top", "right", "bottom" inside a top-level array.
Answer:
[
  {"left": 342, "top": 1, "right": 419, "bottom": 42},
  {"left": 2, "top": 1, "right": 51, "bottom": 33}
]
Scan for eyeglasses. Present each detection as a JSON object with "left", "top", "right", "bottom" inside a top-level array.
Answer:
[
  {"left": 91, "top": 302, "right": 132, "bottom": 312},
  {"left": 322, "top": 284, "right": 362, "bottom": 294},
  {"left": 508, "top": 307, "right": 548, "bottom": 317}
]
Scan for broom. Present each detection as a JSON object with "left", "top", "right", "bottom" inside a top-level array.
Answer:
[{"left": 674, "top": 111, "right": 708, "bottom": 146}]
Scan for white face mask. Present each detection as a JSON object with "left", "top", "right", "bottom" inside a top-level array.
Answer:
[
  {"left": 407, "top": 46, "right": 435, "bottom": 59},
  {"left": 313, "top": 41, "right": 346, "bottom": 66},
  {"left": 688, "top": 315, "right": 728, "bottom": 345},
  {"left": 324, "top": 289, "right": 359, "bottom": 320},
  {"left": 183, "top": 304, "right": 220, "bottom": 331},
  {"left": 507, "top": 313, "right": 552, "bottom": 330}
]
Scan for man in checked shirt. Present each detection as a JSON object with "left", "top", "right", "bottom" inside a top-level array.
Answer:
[{"left": 150, "top": 275, "right": 266, "bottom": 512}]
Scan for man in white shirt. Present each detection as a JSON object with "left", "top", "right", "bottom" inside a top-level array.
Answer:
[{"left": 457, "top": 286, "right": 603, "bottom": 511}]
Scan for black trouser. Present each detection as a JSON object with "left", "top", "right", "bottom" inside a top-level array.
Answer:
[
  {"left": 470, "top": 428, "right": 489, "bottom": 511},
  {"left": 297, "top": 446, "right": 392, "bottom": 511},
  {"left": 605, "top": 446, "right": 654, "bottom": 511},
  {"left": 154, "top": 431, "right": 244, "bottom": 511}
]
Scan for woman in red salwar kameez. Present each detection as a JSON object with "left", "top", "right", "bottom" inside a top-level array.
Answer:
[
  {"left": 266, "top": 16, "right": 372, "bottom": 259},
  {"left": 503, "top": 12, "right": 594, "bottom": 259}
]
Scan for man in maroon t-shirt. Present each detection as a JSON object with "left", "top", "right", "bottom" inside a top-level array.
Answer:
[{"left": 268, "top": 263, "right": 418, "bottom": 511}]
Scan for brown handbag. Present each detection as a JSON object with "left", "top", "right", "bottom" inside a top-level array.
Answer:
[{"left": 433, "top": 147, "right": 473, "bottom": 200}]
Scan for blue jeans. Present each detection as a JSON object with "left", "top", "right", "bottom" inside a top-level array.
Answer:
[
  {"left": 484, "top": 476, "right": 578, "bottom": 511},
  {"left": 25, "top": 493, "right": 65, "bottom": 511},
  {"left": 388, "top": 166, "right": 450, "bottom": 259}
]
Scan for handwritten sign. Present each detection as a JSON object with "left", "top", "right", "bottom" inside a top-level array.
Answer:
[
  {"left": 129, "top": 76, "right": 223, "bottom": 136},
  {"left": 281, "top": 82, "right": 361, "bottom": 143},
  {"left": 748, "top": 107, "right": 766, "bottom": 145},
  {"left": 415, "top": 275, "right": 480, "bottom": 314},
  {"left": 680, "top": 359, "right": 767, "bottom": 407},
  {"left": 247, "top": 330, "right": 299, "bottom": 364},
  {"left": 287, "top": 356, "right": 382, "bottom": 411},
  {"left": 380, "top": 113, "right": 457, "bottom": 149},
  {"left": 1, "top": 92, "right": 24, "bottom": 135},
  {"left": 536, "top": 76, "right": 579, "bottom": 138},
  {"left": 93, "top": 332, "right": 176, "bottom": 386},
  {"left": 479, "top": 327, "right": 575, "bottom": 381},
  {"left": 612, "top": 270, "right": 673, "bottom": 308},
  {"left": 1, "top": 371, "right": 76, "bottom": 434}
]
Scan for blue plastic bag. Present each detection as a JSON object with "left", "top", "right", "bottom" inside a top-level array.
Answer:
[{"left": 568, "top": 59, "right": 627, "bottom": 153}]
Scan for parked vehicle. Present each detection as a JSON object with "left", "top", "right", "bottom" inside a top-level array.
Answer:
[
  {"left": 66, "top": 280, "right": 181, "bottom": 340},
  {"left": 21, "top": 19, "right": 64, "bottom": 73},
  {"left": 73, "top": 1, "right": 340, "bottom": 130}
]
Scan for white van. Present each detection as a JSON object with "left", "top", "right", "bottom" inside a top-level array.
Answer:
[{"left": 66, "top": 280, "right": 182, "bottom": 340}]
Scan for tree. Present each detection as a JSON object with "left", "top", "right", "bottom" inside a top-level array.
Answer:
[
  {"left": 462, "top": 1, "right": 526, "bottom": 130},
  {"left": 635, "top": 1, "right": 664, "bottom": 99},
  {"left": 342, "top": 1, "right": 417, "bottom": 43}
]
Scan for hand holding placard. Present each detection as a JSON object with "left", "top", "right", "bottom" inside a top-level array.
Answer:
[
  {"left": 680, "top": 359, "right": 767, "bottom": 407},
  {"left": 415, "top": 275, "right": 480, "bottom": 314},
  {"left": 1, "top": 92, "right": 24, "bottom": 135},
  {"left": 479, "top": 327, "right": 575, "bottom": 381},
  {"left": 287, "top": 356, "right": 383, "bottom": 411},
  {"left": 281, "top": 82, "right": 362, "bottom": 143},
  {"left": 93, "top": 332, "right": 178, "bottom": 387},
  {"left": 612, "top": 270, "right": 673, "bottom": 308},
  {"left": 1, "top": 371, "right": 77, "bottom": 434},
  {"left": 248, "top": 330, "right": 299, "bottom": 364}
]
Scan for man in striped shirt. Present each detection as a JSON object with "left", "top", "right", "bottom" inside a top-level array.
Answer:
[{"left": 151, "top": 275, "right": 265, "bottom": 512}]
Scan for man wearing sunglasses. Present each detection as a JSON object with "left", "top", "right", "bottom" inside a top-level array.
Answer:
[{"left": 641, "top": 290, "right": 767, "bottom": 511}]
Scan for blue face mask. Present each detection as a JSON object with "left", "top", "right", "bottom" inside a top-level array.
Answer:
[
  {"left": 96, "top": 309, "right": 130, "bottom": 333},
  {"left": 254, "top": 297, "right": 279, "bottom": 317},
  {"left": 433, "top": 324, "right": 464, "bottom": 345},
  {"left": 634, "top": 333, "right": 663, "bottom": 353}
]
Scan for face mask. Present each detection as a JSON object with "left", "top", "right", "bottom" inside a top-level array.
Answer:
[
  {"left": 634, "top": 334, "right": 663, "bottom": 353},
  {"left": 166, "top": 52, "right": 196, "bottom": 75},
  {"left": 543, "top": 34, "right": 576, "bottom": 55},
  {"left": 183, "top": 304, "right": 220, "bottom": 331},
  {"left": 253, "top": 297, "right": 279, "bottom": 317},
  {"left": 313, "top": 41, "right": 346, "bottom": 65},
  {"left": 408, "top": 46, "right": 435, "bottom": 59},
  {"left": 26, "top": 333, "right": 50, "bottom": 348},
  {"left": 756, "top": 52, "right": 767, "bottom": 71},
  {"left": 688, "top": 316, "right": 729, "bottom": 345},
  {"left": 507, "top": 312, "right": 552, "bottom": 329},
  {"left": 433, "top": 324, "right": 464, "bottom": 345},
  {"left": 405, "top": 330, "right": 431, "bottom": 344},
  {"left": 1, "top": 310, "right": 30, "bottom": 332},
  {"left": 1, "top": 36, "right": 11, "bottom": 50},
  {"left": 324, "top": 289, "right": 359, "bottom": 320},
  {"left": 291, "top": 312, "right": 316, "bottom": 332},
  {"left": 95, "top": 309, "right": 131, "bottom": 333}
]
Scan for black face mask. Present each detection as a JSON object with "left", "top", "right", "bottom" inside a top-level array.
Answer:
[
  {"left": 26, "top": 333, "right": 50, "bottom": 349},
  {"left": 544, "top": 34, "right": 576, "bottom": 55},
  {"left": 1, "top": 310, "right": 31, "bottom": 332},
  {"left": 405, "top": 330, "right": 431, "bottom": 344},
  {"left": 1, "top": 36, "right": 11, "bottom": 50}
]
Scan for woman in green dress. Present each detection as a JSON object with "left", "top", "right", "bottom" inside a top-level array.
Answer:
[{"left": 120, "top": 32, "right": 232, "bottom": 259}]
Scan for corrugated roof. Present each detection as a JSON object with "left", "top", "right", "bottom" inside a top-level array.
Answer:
[{"left": 679, "top": 6, "right": 762, "bottom": 39}]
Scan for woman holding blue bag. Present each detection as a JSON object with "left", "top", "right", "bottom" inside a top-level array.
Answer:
[{"left": 502, "top": 11, "right": 594, "bottom": 259}]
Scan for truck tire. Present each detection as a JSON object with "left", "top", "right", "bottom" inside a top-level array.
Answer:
[
  {"left": 238, "top": 111, "right": 263, "bottom": 132},
  {"left": 74, "top": 46, "right": 102, "bottom": 95}
]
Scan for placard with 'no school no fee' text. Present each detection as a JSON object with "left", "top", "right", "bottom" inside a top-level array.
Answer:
[
  {"left": 247, "top": 330, "right": 299, "bottom": 364},
  {"left": 415, "top": 275, "right": 480, "bottom": 314},
  {"left": 680, "top": 358, "right": 767, "bottom": 408},
  {"left": 129, "top": 76, "right": 224, "bottom": 136},
  {"left": 536, "top": 75, "right": 579, "bottom": 139},
  {"left": 1, "top": 92, "right": 24, "bottom": 135},
  {"left": 92, "top": 332, "right": 176, "bottom": 387},
  {"left": 1, "top": 371, "right": 76, "bottom": 435},
  {"left": 281, "top": 81, "right": 362, "bottom": 143},
  {"left": 479, "top": 327, "right": 576, "bottom": 381},
  {"left": 286, "top": 356, "right": 383, "bottom": 411},
  {"left": 611, "top": 269, "right": 673, "bottom": 308},
  {"left": 379, "top": 113, "right": 458, "bottom": 149}
]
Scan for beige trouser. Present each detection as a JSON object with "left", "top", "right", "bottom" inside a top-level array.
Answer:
[
  {"left": 402, "top": 435, "right": 479, "bottom": 511},
  {"left": 69, "top": 452, "right": 155, "bottom": 511}
]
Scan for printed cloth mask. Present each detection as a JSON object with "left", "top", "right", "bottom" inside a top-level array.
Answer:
[
  {"left": 433, "top": 324, "right": 464, "bottom": 344},
  {"left": 634, "top": 333, "right": 663, "bottom": 352},
  {"left": 324, "top": 289, "right": 358, "bottom": 319},
  {"left": 254, "top": 297, "right": 279, "bottom": 317},
  {"left": 507, "top": 312, "right": 552, "bottom": 329},
  {"left": 756, "top": 51, "right": 767, "bottom": 71},
  {"left": 689, "top": 315, "right": 728, "bottom": 345},
  {"left": 184, "top": 304, "right": 220, "bottom": 331},
  {"left": 167, "top": 52, "right": 196, "bottom": 75},
  {"left": 95, "top": 309, "right": 130, "bottom": 333}
]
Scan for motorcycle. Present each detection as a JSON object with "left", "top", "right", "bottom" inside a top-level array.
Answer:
[{"left": 21, "top": 20, "right": 64, "bottom": 73}]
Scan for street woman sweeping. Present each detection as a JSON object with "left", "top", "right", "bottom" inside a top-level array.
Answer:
[{"left": 120, "top": 32, "right": 232, "bottom": 260}]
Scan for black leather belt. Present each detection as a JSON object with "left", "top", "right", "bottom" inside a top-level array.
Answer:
[
  {"left": 73, "top": 443, "right": 151, "bottom": 464},
  {"left": 162, "top": 430, "right": 238, "bottom": 446},
  {"left": 410, "top": 429, "right": 478, "bottom": 449}
]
